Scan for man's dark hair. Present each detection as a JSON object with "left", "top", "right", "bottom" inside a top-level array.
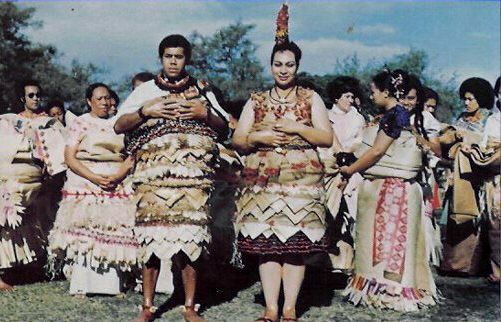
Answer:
[
  {"left": 131, "top": 72, "right": 155, "bottom": 88},
  {"left": 17, "top": 79, "right": 42, "bottom": 100},
  {"left": 158, "top": 34, "right": 192, "bottom": 63}
]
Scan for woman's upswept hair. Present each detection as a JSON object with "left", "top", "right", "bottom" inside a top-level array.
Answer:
[
  {"left": 372, "top": 69, "right": 411, "bottom": 99},
  {"left": 270, "top": 41, "right": 302, "bottom": 66}
]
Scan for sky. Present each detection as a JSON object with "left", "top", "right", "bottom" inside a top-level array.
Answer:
[{"left": 17, "top": 0, "right": 501, "bottom": 87}]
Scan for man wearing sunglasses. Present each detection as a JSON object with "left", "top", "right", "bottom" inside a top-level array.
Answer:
[{"left": 17, "top": 80, "right": 45, "bottom": 118}]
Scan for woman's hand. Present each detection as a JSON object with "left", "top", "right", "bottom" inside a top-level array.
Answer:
[
  {"left": 339, "top": 165, "right": 352, "bottom": 178},
  {"left": 273, "top": 119, "right": 305, "bottom": 134},
  {"left": 89, "top": 173, "right": 116, "bottom": 190},
  {"left": 249, "top": 129, "right": 289, "bottom": 147},
  {"left": 177, "top": 100, "right": 208, "bottom": 120}
]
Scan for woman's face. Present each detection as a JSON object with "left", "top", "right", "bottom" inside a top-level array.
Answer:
[
  {"left": 370, "top": 83, "right": 386, "bottom": 107},
  {"left": 400, "top": 88, "right": 418, "bottom": 111},
  {"left": 87, "top": 86, "right": 110, "bottom": 118},
  {"left": 336, "top": 92, "right": 355, "bottom": 113},
  {"left": 48, "top": 106, "right": 64, "bottom": 123},
  {"left": 271, "top": 50, "right": 298, "bottom": 88},
  {"left": 109, "top": 98, "right": 117, "bottom": 117},
  {"left": 463, "top": 92, "right": 480, "bottom": 113},
  {"left": 161, "top": 47, "right": 186, "bottom": 78},
  {"left": 424, "top": 98, "right": 437, "bottom": 114}
]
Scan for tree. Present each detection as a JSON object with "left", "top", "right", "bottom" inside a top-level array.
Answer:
[
  {"left": 0, "top": 2, "right": 100, "bottom": 114},
  {"left": 188, "top": 22, "right": 266, "bottom": 103},
  {"left": 300, "top": 49, "right": 461, "bottom": 123}
]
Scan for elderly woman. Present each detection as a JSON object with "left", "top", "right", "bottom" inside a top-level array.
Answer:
[
  {"left": 341, "top": 70, "right": 438, "bottom": 311},
  {"left": 232, "top": 10, "right": 334, "bottom": 318},
  {"left": 440, "top": 77, "right": 496, "bottom": 277},
  {"left": 48, "top": 83, "right": 137, "bottom": 296}
]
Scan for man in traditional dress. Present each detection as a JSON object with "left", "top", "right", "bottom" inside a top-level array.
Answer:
[{"left": 114, "top": 35, "right": 228, "bottom": 322}]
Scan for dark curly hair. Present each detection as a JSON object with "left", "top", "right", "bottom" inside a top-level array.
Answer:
[
  {"left": 158, "top": 34, "right": 192, "bottom": 64},
  {"left": 459, "top": 77, "right": 494, "bottom": 109},
  {"left": 326, "top": 76, "right": 361, "bottom": 104}
]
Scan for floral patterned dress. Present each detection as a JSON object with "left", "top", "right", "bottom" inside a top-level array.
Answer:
[
  {"left": 48, "top": 113, "right": 138, "bottom": 294},
  {"left": 235, "top": 87, "right": 327, "bottom": 256}
]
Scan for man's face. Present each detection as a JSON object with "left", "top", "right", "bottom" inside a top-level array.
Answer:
[
  {"left": 161, "top": 47, "right": 186, "bottom": 78},
  {"left": 23, "top": 85, "right": 41, "bottom": 112}
]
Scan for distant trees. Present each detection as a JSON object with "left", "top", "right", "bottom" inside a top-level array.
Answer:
[
  {"left": 0, "top": 2, "right": 100, "bottom": 114},
  {"left": 299, "top": 49, "right": 462, "bottom": 122},
  {"left": 1, "top": 2, "right": 465, "bottom": 122},
  {"left": 188, "top": 22, "right": 266, "bottom": 102}
]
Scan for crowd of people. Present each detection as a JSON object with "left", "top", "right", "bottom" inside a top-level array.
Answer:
[{"left": 0, "top": 4, "right": 499, "bottom": 322}]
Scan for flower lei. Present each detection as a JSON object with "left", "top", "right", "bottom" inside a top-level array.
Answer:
[{"left": 0, "top": 179, "right": 24, "bottom": 228}]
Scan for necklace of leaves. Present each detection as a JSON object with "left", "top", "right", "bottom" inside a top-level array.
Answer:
[{"left": 269, "top": 85, "right": 297, "bottom": 105}]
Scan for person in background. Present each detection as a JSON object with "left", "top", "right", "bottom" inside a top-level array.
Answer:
[
  {"left": 109, "top": 89, "right": 120, "bottom": 117},
  {"left": 440, "top": 77, "right": 495, "bottom": 277},
  {"left": 131, "top": 72, "right": 155, "bottom": 91},
  {"left": 341, "top": 70, "right": 438, "bottom": 311},
  {"left": 0, "top": 80, "right": 66, "bottom": 290},
  {"left": 322, "top": 76, "right": 365, "bottom": 273},
  {"left": 48, "top": 83, "right": 137, "bottom": 297},
  {"left": 46, "top": 98, "right": 65, "bottom": 124}
]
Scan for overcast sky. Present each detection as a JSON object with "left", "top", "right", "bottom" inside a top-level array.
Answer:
[{"left": 18, "top": 0, "right": 500, "bottom": 86}]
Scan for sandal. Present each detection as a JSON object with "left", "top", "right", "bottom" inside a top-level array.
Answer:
[{"left": 281, "top": 318, "right": 298, "bottom": 322}]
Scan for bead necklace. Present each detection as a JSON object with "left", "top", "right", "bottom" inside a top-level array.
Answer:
[{"left": 269, "top": 85, "right": 297, "bottom": 105}]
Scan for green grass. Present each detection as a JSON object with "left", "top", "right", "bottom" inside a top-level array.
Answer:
[{"left": 0, "top": 271, "right": 498, "bottom": 322}]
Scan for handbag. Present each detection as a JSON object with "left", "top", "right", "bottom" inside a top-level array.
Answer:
[{"left": 354, "top": 126, "right": 423, "bottom": 179}]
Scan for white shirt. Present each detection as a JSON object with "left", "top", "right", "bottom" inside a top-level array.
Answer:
[
  {"left": 410, "top": 110, "right": 443, "bottom": 138},
  {"left": 328, "top": 105, "right": 365, "bottom": 152},
  {"left": 481, "top": 109, "right": 500, "bottom": 148}
]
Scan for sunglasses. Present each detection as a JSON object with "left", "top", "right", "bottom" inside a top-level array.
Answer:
[{"left": 27, "top": 93, "right": 41, "bottom": 99}]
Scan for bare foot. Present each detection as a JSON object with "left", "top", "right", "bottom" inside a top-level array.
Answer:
[
  {"left": 0, "top": 278, "right": 13, "bottom": 291},
  {"left": 282, "top": 308, "right": 298, "bottom": 321},
  {"left": 132, "top": 307, "right": 155, "bottom": 322},
  {"left": 487, "top": 273, "right": 500, "bottom": 283},
  {"left": 255, "top": 308, "right": 279, "bottom": 322},
  {"left": 183, "top": 307, "right": 205, "bottom": 322}
]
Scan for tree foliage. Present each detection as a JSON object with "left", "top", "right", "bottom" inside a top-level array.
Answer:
[
  {"left": 300, "top": 49, "right": 461, "bottom": 122},
  {"left": 188, "top": 22, "right": 266, "bottom": 102},
  {"left": 0, "top": 2, "right": 100, "bottom": 114}
]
